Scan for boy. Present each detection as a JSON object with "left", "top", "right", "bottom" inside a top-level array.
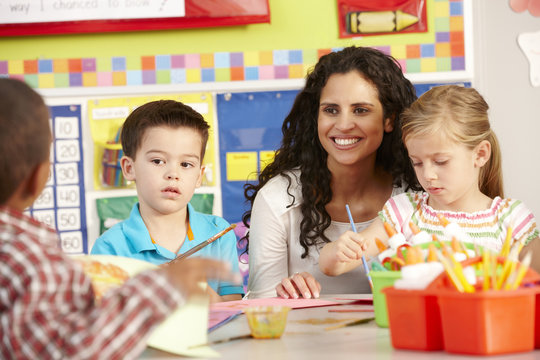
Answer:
[
  {"left": 91, "top": 100, "right": 243, "bottom": 302},
  {"left": 0, "top": 78, "right": 237, "bottom": 358}
]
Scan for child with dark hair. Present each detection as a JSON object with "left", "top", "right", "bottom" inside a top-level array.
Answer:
[
  {"left": 92, "top": 100, "right": 243, "bottom": 302},
  {"left": 0, "top": 78, "right": 236, "bottom": 359}
]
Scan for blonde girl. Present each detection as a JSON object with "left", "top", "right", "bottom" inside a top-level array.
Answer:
[{"left": 319, "top": 85, "right": 540, "bottom": 275}]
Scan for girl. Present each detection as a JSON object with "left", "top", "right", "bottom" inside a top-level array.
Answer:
[{"left": 319, "top": 85, "right": 540, "bottom": 276}]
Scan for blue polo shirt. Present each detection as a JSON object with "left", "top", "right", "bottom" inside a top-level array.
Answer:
[{"left": 91, "top": 202, "right": 243, "bottom": 296}]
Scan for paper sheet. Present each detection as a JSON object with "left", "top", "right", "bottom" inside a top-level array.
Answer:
[
  {"left": 77, "top": 255, "right": 218, "bottom": 358},
  {"left": 210, "top": 297, "right": 340, "bottom": 312}
]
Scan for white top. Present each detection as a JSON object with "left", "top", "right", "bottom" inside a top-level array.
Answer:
[{"left": 247, "top": 170, "right": 406, "bottom": 298}]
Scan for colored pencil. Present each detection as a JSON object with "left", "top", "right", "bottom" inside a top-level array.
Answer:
[{"left": 324, "top": 317, "right": 374, "bottom": 331}]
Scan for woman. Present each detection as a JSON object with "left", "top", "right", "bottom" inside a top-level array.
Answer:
[{"left": 243, "top": 46, "right": 421, "bottom": 299}]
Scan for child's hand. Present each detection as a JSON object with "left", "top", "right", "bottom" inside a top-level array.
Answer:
[
  {"left": 332, "top": 230, "right": 368, "bottom": 262},
  {"left": 319, "top": 231, "right": 369, "bottom": 276},
  {"left": 275, "top": 271, "right": 321, "bottom": 299},
  {"left": 206, "top": 286, "right": 222, "bottom": 304},
  {"left": 162, "top": 258, "right": 239, "bottom": 298}
]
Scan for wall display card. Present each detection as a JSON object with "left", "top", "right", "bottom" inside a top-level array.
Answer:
[
  {"left": 28, "top": 104, "right": 88, "bottom": 254},
  {"left": 0, "top": 0, "right": 270, "bottom": 36},
  {"left": 337, "top": 0, "right": 428, "bottom": 38}
]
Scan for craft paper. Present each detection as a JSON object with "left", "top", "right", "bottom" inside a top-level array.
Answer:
[
  {"left": 76, "top": 255, "right": 218, "bottom": 358},
  {"left": 210, "top": 297, "right": 340, "bottom": 312}
]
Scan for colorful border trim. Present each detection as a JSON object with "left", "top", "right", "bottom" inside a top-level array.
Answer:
[{"left": 0, "top": 0, "right": 465, "bottom": 89}]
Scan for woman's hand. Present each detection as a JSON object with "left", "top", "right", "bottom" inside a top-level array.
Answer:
[{"left": 275, "top": 271, "right": 321, "bottom": 299}]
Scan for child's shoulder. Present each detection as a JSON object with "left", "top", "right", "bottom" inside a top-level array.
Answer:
[
  {"left": 387, "top": 191, "right": 425, "bottom": 207},
  {"left": 188, "top": 205, "right": 231, "bottom": 231},
  {"left": 492, "top": 197, "right": 535, "bottom": 217}
]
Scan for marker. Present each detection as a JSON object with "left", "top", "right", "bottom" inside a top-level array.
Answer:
[{"left": 347, "top": 10, "right": 419, "bottom": 34}]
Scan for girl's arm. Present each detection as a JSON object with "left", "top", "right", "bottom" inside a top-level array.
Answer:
[{"left": 319, "top": 217, "right": 388, "bottom": 276}]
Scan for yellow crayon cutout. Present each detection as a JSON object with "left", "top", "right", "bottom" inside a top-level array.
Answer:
[{"left": 347, "top": 10, "right": 419, "bottom": 34}]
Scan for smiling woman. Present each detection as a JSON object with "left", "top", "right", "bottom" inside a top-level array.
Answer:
[{"left": 243, "top": 46, "right": 422, "bottom": 299}]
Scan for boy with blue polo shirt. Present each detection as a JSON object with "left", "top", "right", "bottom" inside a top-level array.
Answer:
[{"left": 91, "top": 100, "right": 243, "bottom": 302}]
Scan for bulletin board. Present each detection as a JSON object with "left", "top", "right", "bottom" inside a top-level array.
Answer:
[
  {"left": 29, "top": 104, "right": 88, "bottom": 254},
  {"left": 217, "top": 90, "right": 299, "bottom": 224},
  {"left": 216, "top": 82, "right": 471, "bottom": 224},
  {"left": 87, "top": 92, "right": 216, "bottom": 191}
]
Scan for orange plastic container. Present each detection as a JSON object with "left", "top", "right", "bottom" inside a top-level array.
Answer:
[
  {"left": 383, "top": 286, "right": 443, "bottom": 351},
  {"left": 384, "top": 256, "right": 540, "bottom": 355},
  {"left": 536, "top": 294, "right": 540, "bottom": 349},
  {"left": 438, "top": 287, "right": 536, "bottom": 355}
]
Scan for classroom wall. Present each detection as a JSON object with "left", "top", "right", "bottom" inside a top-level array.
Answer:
[
  {"left": 472, "top": 0, "right": 540, "bottom": 220},
  {"left": 5, "top": 0, "right": 537, "bottom": 251},
  {"left": 0, "top": 0, "right": 436, "bottom": 59}
]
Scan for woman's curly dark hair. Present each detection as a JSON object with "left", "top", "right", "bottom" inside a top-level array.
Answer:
[{"left": 243, "top": 46, "right": 421, "bottom": 258}]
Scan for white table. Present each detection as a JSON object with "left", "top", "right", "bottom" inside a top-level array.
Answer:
[{"left": 140, "top": 295, "right": 540, "bottom": 360}]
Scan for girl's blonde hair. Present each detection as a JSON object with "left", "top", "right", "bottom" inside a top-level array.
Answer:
[{"left": 401, "top": 85, "right": 504, "bottom": 198}]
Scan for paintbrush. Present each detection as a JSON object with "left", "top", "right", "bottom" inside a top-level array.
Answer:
[
  {"left": 345, "top": 204, "right": 373, "bottom": 290},
  {"left": 189, "top": 333, "right": 252, "bottom": 348},
  {"left": 324, "top": 317, "right": 375, "bottom": 331},
  {"left": 171, "top": 223, "right": 237, "bottom": 262}
]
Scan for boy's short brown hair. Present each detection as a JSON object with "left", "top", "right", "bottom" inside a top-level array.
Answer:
[
  {"left": 121, "top": 100, "right": 210, "bottom": 161},
  {"left": 0, "top": 78, "right": 51, "bottom": 204}
]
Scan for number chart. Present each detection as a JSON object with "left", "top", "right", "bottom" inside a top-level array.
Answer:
[{"left": 28, "top": 104, "right": 88, "bottom": 254}]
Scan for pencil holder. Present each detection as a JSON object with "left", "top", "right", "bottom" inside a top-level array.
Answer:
[
  {"left": 383, "top": 286, "right": 443, "bottom": 351},
  {"left": 386, "top": 256, "right": 540, "bottom": 355},
  {"left": 438, "top": 287, "right": 536, "bottom": 355},
  {"left": 436, "top": 256, "right": 540, "bottom": 355},
  {"left": 370, "top": 270, "right": 401, "bottom": 327}
]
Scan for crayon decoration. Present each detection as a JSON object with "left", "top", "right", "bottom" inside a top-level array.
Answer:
[{"left": 346, "top": 10, "right": 419, "bottom": 34}]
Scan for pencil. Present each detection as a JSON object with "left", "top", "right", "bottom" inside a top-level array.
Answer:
[
  {"left": 173, "top": 223, "right": 237, "bottom": 262},
  {"left": 345, "top": 204, "right": 373, "bottom": 290}
]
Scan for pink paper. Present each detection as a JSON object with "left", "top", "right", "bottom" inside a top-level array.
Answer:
[
  {"left": 208, "top": 310, "right": 241, "bottom": 331},
  {"left": 210, "top": 297, "right": 340, "bottom": 312}
]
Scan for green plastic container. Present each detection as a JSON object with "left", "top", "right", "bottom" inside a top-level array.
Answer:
[{"left": 371, "top": 270, "right": 402, "bottom": 327}]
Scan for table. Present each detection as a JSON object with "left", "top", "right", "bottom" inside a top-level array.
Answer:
[{"left": 140, "top": 295, "right": 540, "bottom": 360}]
